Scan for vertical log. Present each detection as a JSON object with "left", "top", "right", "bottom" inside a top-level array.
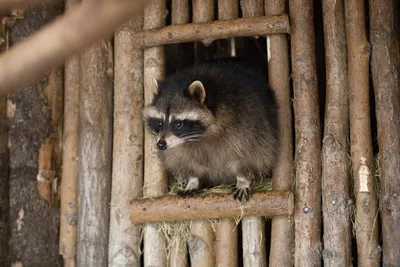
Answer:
[
  {"left": 289, "top": 0, "right": 322, "bottom": 266},
  {"left": 265, "top": 0, "right": 294, "bottom": 266},
  {"left": 37, "top": 66, "right": 64, "bottom": 207},
  {"left": 188, "top": 220, "right": 215, "bottom": 267},
  {"left": 143, "top": 1, "right": 168, "bottom": 266},
  {"left": 189, "top": 1, "right": 215, "bottom": 266},
  {"left": 370, "top": 0, "right": 399, "bottom": 265},
  {"left": 108, "top": 16, "right": 144, "bottom": 267},
  {"left": 242, "top": 217, "right": 266, "bottom": 267},
  {"left": 0, "top": 13, "right": 10, "bottom": 266},
  {"left": 77, "top": 20, "right": 113, "bottom": 267},
  {"left": 240, "top": 0, "right": 264, "bottom": 18},
  {"left": 214, "top": 1, "right": 239, "bottom": 267},
  {"left": 169, "top": 2, "right": 189, "bottom": 266},
  {"left": 192, "top": 0, "right": 214, "bottom": 62},
  {"left": 59, "top": 2, "right": 79, "bottom": 266},
  {"left": 240, "top": 2, "right": 267, "bottom": 267},
  {"left": 321, "top": 0, "right": 352, "bottom": 266},
  {"left": 345, "top": 0, "right": 381, "bottom": 266},
  {"left": 218, "top": 0, "right": 238, "bottom": 56},
  {"left": 215, "top": 219, "right": 238, "bottom": 267}
]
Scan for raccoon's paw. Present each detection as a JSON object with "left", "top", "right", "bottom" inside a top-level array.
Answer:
[
  {"left": 233, "top": 186, "right": 252, "bottom": 204},
  {"left": 177, "top": 189, "right": 198, "bottom": 198}
]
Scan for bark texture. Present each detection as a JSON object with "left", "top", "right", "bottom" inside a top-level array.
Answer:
[
  {"left": 216, "top": 218, "right": 238, "bottom": 267},
  {"left": 59, "top": 1, "right": 80, "bottom": 265},
  {"left": 8, "top": 3, "right": 64, "bottom": 266},
  {"left": 240, "top": 0, "right": 264, "bottom": 17},
  {"left": 370, "top": 0, "right": 400, "bottom": 265},
  {"left": 76, "top": 36, "right": 113, "bottom": 267},
  {"left": 345, "top": 0, "right": 381, "bottom": 266},
  {"left": 37, "top": 66, "right": 64, "bottom": 207},
  {"left": 321, "top": 0, "right": 352, "bottom": 266},
  {"left": 289, "top": 0, "right": 323, "bottom": 266},
  {"left": 131, "top": 15, "right": 289, "bottom": 49},
  {"left": 108, "top": 16, "right": 144, "bottom": 267},
  {"left": 143, "top": 1, "right": 168, "bottom": 266},
  {"left": 265, "top": 0, "right": 294, "bottom": 266},
  {"left": 130, "top": 192, "right": 294, "bottom": 224},
  {"left": 0, "top": 0, "right": 149, "bottom": 94}
]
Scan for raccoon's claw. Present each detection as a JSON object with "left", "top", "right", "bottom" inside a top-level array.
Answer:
[
  {"left": 177, "top": 189, "right": 197, "bottom": 198},
  {"left": 233, "top": 186, "right": 252, "bottom": 204}
]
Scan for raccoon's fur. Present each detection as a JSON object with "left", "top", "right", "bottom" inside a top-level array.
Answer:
[{"left": 142, "top": 57, "right": 279, "bottom": 203}]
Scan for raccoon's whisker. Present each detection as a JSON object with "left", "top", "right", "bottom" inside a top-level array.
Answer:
[{"left": 179, "top": 132, "right": 203, "bottom": 138}]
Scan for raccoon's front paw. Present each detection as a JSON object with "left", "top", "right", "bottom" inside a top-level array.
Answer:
[
  {"left": 177, "top": 189, "right": 198, "bottom": 198},
  {"left": 233, "top": 186, "right": 252, "bottom": 204}
]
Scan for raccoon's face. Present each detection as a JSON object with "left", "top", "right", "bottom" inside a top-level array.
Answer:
[{"left": 143, "top": 80, "right": 214, "bottom": 150}]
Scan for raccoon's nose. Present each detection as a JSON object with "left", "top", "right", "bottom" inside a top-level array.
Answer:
[{"left": 157, "top": 139, "right": 167, "bottom": 150}]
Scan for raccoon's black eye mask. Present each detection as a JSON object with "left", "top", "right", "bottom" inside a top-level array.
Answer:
[
  {"left": 170, "top": 119, "right": 205, "bottom": 139},
  {"left": 147, "top": 118, "right": 164, "bottom": 134}
]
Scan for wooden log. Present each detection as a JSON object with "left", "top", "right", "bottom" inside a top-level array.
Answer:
[
  {"left": 76, "top": 22, "right": 113, "bottom": 266},
  {"left": 265, "top": 0, "right": 294, "bottom": 266},
  {"left": 59, "top": 2, "right": 80, "bottom": 265},
  {"left": 240, "top": 0, "right": 264, "bottom": 18},
  {"left": 37, "top": 66, "right": 64, "bottom": 207},
  {"left": 143, "top": 1, "right": 168, "bottom": 266},
  {"left": 130, "top": 192, "right": 293, "bottom": 224},
  {"left": 108, "top": 17, "right": 144, "bottom": 267},
  {"left": 216, "top": 218, "right": 238, "bottom": 267},
  {"left": 188, "top": 220, "right": 215, "bottom": 267},
  {"left": 289, "top": 0, "right": 323, "bottom": 266},
  {"left": 239, "top": 2, "right": 267, "bottom": 267},
  {"left": 345, "top": 0, "right": 381, "bottom": 266},
  {"left": 0, "top": 0, "right": 149, "bottom": 95},
  {"left": 190, "top": 1, "right": 215, "bottom": 266},
  {"left": 370, "top": 0, "right": 399, "bottom": 265},
  {"left": 169, "top": 2, "right": 189, "bottom": 266},
  {"left": 214, "top": 2, "right": 239, "bottom": 266},
  {"left": 321, "top": 0, "right": 352, "bottom": 266},
  {"left": 130, "top": 15, "right": 290, "bottom": 49},
  {"left": 59, "top": 1, "right": 80, "bottom": 265},
  {"left": 242, "top": 217, "right": 266, "bottom": 267}
]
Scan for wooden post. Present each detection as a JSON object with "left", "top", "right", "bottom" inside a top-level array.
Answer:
[
  {"left": 215, "top": 1, "right": 238, "bottom": 266},
  {"left": 240, "top": 0, "right": 264, "bottom": 18},
  {"left": 143, "top": 1, "right": 168, "bottom": 266},
  {"left": 370, "top": 0, "right": 399, "bottom": 265},
  {"left": 108, "top": 16, "right": 144, "bottom": 267},
  {"left": 37, "top": 66, "right": 63, "bottom": 207},
  {"left": 169, "top": 1, "right": 189, "bottom": 265},
  {"left": 321, "top": 0, "right": 352, "bottom": 265},
  {"left": 289, "top": 0, "right": 323, "bottom": 266},
  {"left": 240, "top": 1, "right": 266, "bottom": 267},
  {"left": 345, "top": 0, "right": 381, "bottom": 266},
  {"left": 189, "top": 1, "right": 215, "bottom": 266},
  {"left": 59, "top": 3, "right": 80, "bottom": 267},
  {"left": 76, "top": 14, "right": 114, "bottom": 266},
  {"left": 265, "top": 0, "right": 294, "bottom": 266}
]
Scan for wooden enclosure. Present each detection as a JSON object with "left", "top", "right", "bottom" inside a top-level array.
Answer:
[{"left": 0, "top": 0, "right": 399, "bottom": 266}]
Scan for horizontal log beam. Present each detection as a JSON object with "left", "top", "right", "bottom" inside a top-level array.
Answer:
[
  {"left": 0, "top": 0, "right": 62, "bottom": 11},
  {"left": 130, "top": 191, "right": 294, "bottom": 224},
  {"left": 131, "top": 14, "right": 290, "bottom": 48}
]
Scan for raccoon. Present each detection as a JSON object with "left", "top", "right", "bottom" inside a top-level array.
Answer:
[{"left": 142, "top": 57, "right": 279, "bottom": 203}]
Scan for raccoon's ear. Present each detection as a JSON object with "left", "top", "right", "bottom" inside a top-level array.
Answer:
[
  {"left": 188, "top": 80, "right": 206, "bottom": 104},
  {"left": 152, "top": 78, "right": 163, "bottom": 94}
]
